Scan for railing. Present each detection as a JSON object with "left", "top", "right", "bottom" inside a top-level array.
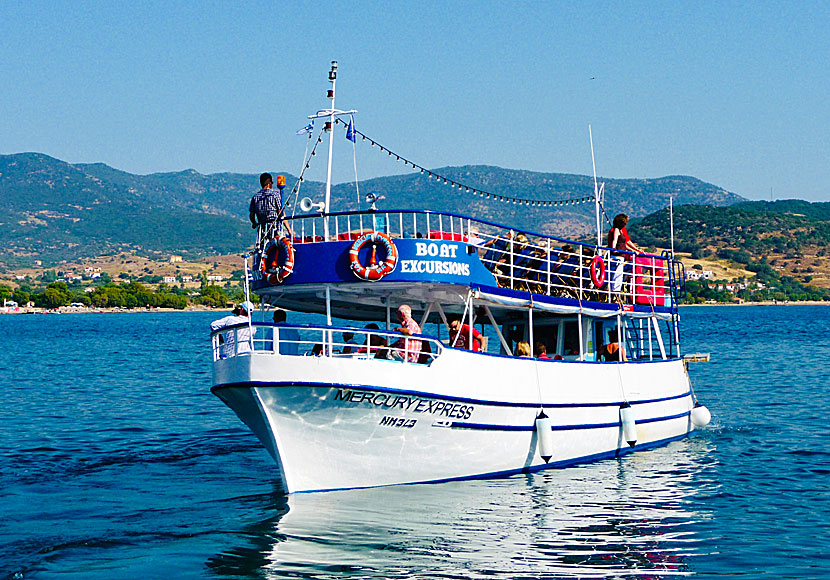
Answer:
[
  {"left": 210, "top": 322, "right": 444, "bottom": 365},
  {"left": 254, "top": 209, "right": 674, "bottom": 308}
]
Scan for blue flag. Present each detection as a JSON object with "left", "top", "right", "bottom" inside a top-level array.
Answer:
[
  {"left": 346, "top": 119, "right": 356, "bottom": 142},
  {"left": 296, "top": 123, "right": 313, "bottom": 135}
]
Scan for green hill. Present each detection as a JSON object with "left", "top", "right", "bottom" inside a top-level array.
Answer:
[{"left": 0, "top": 152, "right": 744, "bottom": 268}]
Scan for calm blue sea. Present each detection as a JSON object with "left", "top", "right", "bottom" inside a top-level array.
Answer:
[{"left": 2, "top": 306, "right": 829, "bottom": 579}]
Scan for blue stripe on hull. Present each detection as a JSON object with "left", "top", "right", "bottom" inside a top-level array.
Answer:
[{"left": 212, "top": 381, "right": 691, "bottom": 409}]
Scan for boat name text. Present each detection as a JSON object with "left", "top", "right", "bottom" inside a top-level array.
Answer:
[{"left": 335, "top": 389, "right": 474, "bottom": 419}]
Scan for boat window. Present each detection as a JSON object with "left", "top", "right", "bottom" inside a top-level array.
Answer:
[
  {"left": 562, "top": 321, "right": 580, "bottom": 357},
  {"left": 533, "top": 322, "right": 560, "bottom": 358}
]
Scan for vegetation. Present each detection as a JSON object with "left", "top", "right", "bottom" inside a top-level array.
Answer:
[
  {"left": 630, "top": 200, "right": 830, "bottom": 304},
  {"left": 2, "top": 277, "right": 254, "bottom": 311}
]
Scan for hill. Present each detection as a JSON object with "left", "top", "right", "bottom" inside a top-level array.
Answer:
[
  {"left": 630, "top": 200, "right": 830, "bottom": 297},
  {"left": 0, "top": 152, "right": 743, "bottom": 269}
]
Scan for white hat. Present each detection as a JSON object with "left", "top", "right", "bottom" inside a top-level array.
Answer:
[{"left": 237, "top": 301, "right": 254, "bottom": 314}]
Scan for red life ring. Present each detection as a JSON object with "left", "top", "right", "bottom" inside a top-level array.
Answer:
[
  {"left": 590, "top": 254, "right": 605, "bottom": 288},
  {"left": 260, "top": 237, "right": 294, "bottom": 284},
  {"left": 349, "top": 232, "right": 398, "bottom": 281}
]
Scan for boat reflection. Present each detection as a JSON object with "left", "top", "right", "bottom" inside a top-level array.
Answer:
[{"left": 207, "top": 438, "right": 717, "bottom": 579}]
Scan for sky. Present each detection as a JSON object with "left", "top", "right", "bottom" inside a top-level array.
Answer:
[{"left": 1, "top": 1, "right": 828, "bottom": 202}]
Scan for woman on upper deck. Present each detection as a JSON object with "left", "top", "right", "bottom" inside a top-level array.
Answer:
[{"left": 607, "top": 214, "right": 643, "bottom": 293}]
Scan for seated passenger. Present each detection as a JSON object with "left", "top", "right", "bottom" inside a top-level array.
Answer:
[
  {"left": 417, "top": 340, "right": 433, "bottom": 364},
  {"left": 341, "top": 331, "right": 358, "bottom": 354},
  {"left": 365, "top": 323, "right": 389, "bottom": 359},
  {"left": 448, "top": 316, "right": 484, "bottom": 351},
  {"left": 481, "top": 231, "right": 513, "bottom": 271},
  {"left": 516, "top": 341, "right": 532, "bottom": 358},
  {"left": 550, "top": 245, "right": 581, "bottom": 295},
  {"left": 534, "top": 342, "right": 550, "bottom": 359},
  {"left": 598, "top": 330, "right": 626, "bottom": 362}
]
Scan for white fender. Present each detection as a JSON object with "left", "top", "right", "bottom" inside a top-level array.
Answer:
[
  {"left": 620, "top": 403, "right": 637, "bottom": 447},
  {"left": 691, "top": 403, "right": 712, "bottom": 427},
  {"left": 535, "top": 411, "right": 554, "bottom": 463}
]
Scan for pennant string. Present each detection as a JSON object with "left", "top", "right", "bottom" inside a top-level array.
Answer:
[{"left": 333, "top": 118, "right": 595, "bottom": 207}]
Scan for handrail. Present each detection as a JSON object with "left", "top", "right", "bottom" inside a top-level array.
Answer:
[
  {"left": 276, "top": 208, "right": 668, "bottom": 261},
  {"left": 210, "top": 322, "right": 444, "bottom": 364}
]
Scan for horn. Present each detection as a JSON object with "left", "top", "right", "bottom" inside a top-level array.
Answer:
[{"left": 300, "top": 197, "right": 326, "bottom": 213}]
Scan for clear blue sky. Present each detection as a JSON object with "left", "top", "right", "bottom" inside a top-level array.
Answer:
[{"left": 1, "top": 1, "right": 827, "bottom": 201}]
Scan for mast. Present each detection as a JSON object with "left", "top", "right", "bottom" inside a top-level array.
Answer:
[
  {"left": 589, "top": 125, "right": 602, "bottom": 247},
  {"left": 324, "top": 61, "right": 337, "bottom": 239}
]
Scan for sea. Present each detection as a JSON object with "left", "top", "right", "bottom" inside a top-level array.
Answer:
[{"left": 2, "top": 305, "right": 829, "bottom": 579}]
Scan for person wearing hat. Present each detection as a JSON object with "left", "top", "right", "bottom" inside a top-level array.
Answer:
[{"left": 210, "top": 301, "right": 256, "bottom": 358}]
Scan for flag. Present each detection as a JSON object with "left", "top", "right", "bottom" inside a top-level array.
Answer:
[
  {"left": 296, "top": 123, "right": 313, "bottom": 135},
  {"left": 346, "top": 118, "right": 356, "bottom": 142}
]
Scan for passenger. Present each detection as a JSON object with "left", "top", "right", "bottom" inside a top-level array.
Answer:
[
  {"left": 271, "top": 309, "right": 300, "bottom": 355},
  {"left": 534, "top": 342, "right": 550, "bottom": 359},
  {"left": 607, "top": 214, "right": 643, "bottom": 293},
  {"left": 341, "top": 331, "right": 359, "bottom": 354},
  {"left": 516, "top": 341, "right": 532, "bottom": 357},
  {"left": 365, "top": 323, "right": 389, "bottom": 359},
  {"left": 514, "top": 240, "right": 544, "bottom": 290},
  {"left": 448, "top": 316, "right": 484, "bottom": 351},
  {"left": 210, "top": 301, "right": 255, "bottom": 358},
  {"left": 551, "top": 245, "right": 580, "bottom": 294},
  {"left": 390, "top": 304, "right": 422, "bottom": 362},
  {"left": 481, "top": 230, "right": 513, "bottom": 270},
  {"left": 311, "top": 343, "right": 324, "bottom": 356},
  {"left": 598, "top": 329, "right": 626, "bottom": 362}
]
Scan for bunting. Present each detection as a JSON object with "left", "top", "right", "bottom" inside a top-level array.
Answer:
[{"left": 333, "top": 118, "right": 595, "bottom": 208}]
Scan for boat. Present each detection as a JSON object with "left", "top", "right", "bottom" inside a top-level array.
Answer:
[{"left": 210, "top": 61, "right": 711, "bottom": 493}]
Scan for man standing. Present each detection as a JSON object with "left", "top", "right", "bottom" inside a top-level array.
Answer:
[
  {"left": 390, "top": 304, "right": 422, "bottom": 362},
  {"left": 448, "top": 316, "right": 484, "bottom": 351},
  {"left": 249, "top": 173, "right": 284, "bottom": 233},
  {"left": 271, "top": 308, "right": 300, "bottom": 355},
  {"left": 210, "top": 301, "right": 255, "bottom": 358}
]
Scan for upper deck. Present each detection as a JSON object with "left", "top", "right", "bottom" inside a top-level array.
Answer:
[{"left": 251, "top": 209, "right": 684, "bottom": 321}]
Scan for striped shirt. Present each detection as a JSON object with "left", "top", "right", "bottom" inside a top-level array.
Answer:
[{"left": 249, "top": 188, "right": 283, "bottom": 224}]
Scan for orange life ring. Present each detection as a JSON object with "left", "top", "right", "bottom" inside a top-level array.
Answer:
[
  {"left": 260, "top": 237, "right": 294, "bottom": 284},
  {"left": 590, "top": 254, "right": 605, "bottom": 288},
  {"left": 349, "top": 232, "right": 398, "bottom": 281}
]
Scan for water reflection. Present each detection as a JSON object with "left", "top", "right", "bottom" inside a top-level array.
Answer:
[{"left": 207, "top": 438, "right": 717, "bottom": 579}]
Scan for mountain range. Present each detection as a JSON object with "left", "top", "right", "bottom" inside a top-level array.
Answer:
[{"left": 0, "top": 152, "right": 745, "bottom": 269}]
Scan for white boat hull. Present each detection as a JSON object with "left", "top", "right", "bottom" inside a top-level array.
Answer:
[{"left": 213, "top": 349, "right": 695, "bottom": 493}]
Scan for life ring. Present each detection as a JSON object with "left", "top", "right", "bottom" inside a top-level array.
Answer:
[
  {"left": 260, "top": 237, "right": 294, "bottom": 284},
  {"left": 349, "top": 232, "right": 398, "bottom": 281},
  {"left": 590, "top": 254, "right": 605, "bottom": 288}
]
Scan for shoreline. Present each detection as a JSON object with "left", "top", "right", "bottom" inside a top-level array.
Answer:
[
  {"left": 4, "top": 300, "right": 830, "bottom": 315},
  {"left": 0, "top": 305, "right": 219, "bottom": 315},
  {"left": 680, "top": 300, "right": 830, "bottom": 307}
]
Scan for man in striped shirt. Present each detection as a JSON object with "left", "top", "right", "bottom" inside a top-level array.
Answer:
[{"left": 249, "top": 172, "right": 283, "bottom": 228}]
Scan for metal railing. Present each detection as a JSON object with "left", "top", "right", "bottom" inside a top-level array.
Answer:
[
  {"left": 210, "top": 322, "right": 444, "bottom": 364},
  {"left": 254, "top": 209, "right": 676, "bottom": 307}
]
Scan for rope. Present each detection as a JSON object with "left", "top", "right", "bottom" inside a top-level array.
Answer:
[
  {"left": 289, "top": 127, "right": 326, "bottom": 217},
  {"left": 333, "top": 118, "right": 594, "bottom": 208}
]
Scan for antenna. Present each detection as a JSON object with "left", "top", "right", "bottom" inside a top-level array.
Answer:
[
  {"left": 305, "top": 61, "right": 357, "bottom": 238},
  {"left": 670, "top": 196, "right": 675, "bottom": 257},
  {"left": 323, "top": 61, "right": 337, "bottom": 239}
]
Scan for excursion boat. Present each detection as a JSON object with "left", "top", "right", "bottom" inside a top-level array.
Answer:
[{"left": 210, "top": 62, "right": 711, "bottom": 494}]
